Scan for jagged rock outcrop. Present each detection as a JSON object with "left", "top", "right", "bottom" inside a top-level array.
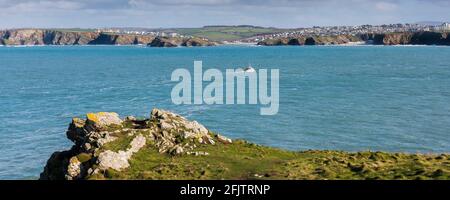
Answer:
[
  {"left": 88, "top": 33, "right": 155, "bottom": 45},
  {"left": 40, "top": 108, "right": 232, "bottom": 180},
  {"left": 257, "top": 37, "right": 291, "bottom": 46},
  {"left": 181, "top": 37, "right": 216, "bottom": 47},
  {"left": 148, "top": 36, "right": 181, "bottom": 47},
  {"left": 43, "top": 30, "right": 100, "bottom": 45},
  {"left": 97, "top": 134, "right": 146, "bottom": 171},
  {"left": 308, "top": 35, "right": 361, "bottom": 45},
  {"left": 148, "top": 36, "right": 216, "bottom": 47},
  {"left": 86, "top": 112, "right": 123, "bottom": 129},
  {"left": 133, "top": 35, "right": 155, "bottom": 45}
]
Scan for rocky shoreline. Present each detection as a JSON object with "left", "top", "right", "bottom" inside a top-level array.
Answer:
[
  {"left": 40, "top": 109, "right": 450, "bottom": 180},
  {"left": 0, "top": 29, "right": 216, "bottom": 47},
  {"left": 257, "top": 31, "right": 450, "bottom": 46},
  {"left": 2, "top": 29, "right": 450, "bottom": 47}
]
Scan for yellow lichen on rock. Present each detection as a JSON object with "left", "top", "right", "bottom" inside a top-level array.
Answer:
[
  {"left": 86, "top": 112, "right": 123, "bottom": 129},
  {"left": 71, "top": 118, "right": 85, "bottom": 128},
  {"left": 86, "top": 113, "right": 100, "bottom": 123}
]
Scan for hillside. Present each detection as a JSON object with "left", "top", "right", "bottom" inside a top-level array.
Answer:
[
  {"left": 40, "top": 109, "right": 450, "bottom": 180},
  {"left": 167, "top": 25, "right": 292, "bottom": 42}
]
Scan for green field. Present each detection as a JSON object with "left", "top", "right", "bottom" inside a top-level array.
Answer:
[
  {"left": 170, "top": 26, "right": 292, "bottom": 41},
  {"left": 46, "top": 28, "right": 98, "bottom": 32}
]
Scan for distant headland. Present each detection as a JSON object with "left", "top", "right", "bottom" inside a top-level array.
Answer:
[
  {"left": 0, "top": 29, "right": 216, "bottom": 47},
  {"left": 256, "top": 32, "right": 450, "bottom": 46},
  {"left": 1, "top": 23, "right": 450, "bottom": 46}
]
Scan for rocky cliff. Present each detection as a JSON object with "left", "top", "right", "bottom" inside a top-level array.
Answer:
[
  {"left": 0, "top": 29, "right": 215, "bottom": 46},
  {"left": 40, "top": 108, "right": 450, "bottom": 180},
  {"left": 257, "top": 31, "right": 450, "bottom": 46},
  {"left": 373, "top": 32, "right": 450, "bottom": 45},
  {"left": 257, "top": 35, "right": 363, "bottom": 46},
  {"left": 148, "top": 36, "right": 216, "bottom": 47},
  {"left": 87, "top": 33, "right": 155, "bottom": 45},
  {"left": 44, "top": 30, "right": 100, "bottom": 45},
  {"left": 181, "top": 37, "right": 216, "bottom": 47},
  {"left": 0, "top": 29, "right": 101, "bottom": 45}
]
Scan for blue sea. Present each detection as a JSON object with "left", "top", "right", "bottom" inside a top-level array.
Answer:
[{"left": 1, "top": 45, "right": 450, "bottom": 179}]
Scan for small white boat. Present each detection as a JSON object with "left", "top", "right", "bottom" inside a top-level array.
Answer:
[{"left": 242, "top": 65, "right": 256, "bottom": 73}]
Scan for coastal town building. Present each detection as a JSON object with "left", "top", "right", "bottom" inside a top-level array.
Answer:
[
  {"left": 243, "top": 23, "right": 450, "bottom": 43},
  {"left": 440, "top": 23, "right": 450, "bottom": 31}
]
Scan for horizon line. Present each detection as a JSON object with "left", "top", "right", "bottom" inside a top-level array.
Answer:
[{"left": 1, "top": 22, "right": 450, "bottom": 30}]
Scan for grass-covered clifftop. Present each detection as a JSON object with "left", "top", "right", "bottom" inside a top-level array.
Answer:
[
  {"left": 93, "top": 139, "right": 450, "bottom": 180},
  {"left": 41, "top": 109, "right": 450, "bottom": 180}
]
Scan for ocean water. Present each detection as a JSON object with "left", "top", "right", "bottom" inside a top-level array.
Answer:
[{"left": 0, "top": 45, "right": 450, "bottom": 179}]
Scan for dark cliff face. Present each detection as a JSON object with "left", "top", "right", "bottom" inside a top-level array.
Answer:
[
  {"left": 257, "top": 37, "right": 290, "bottom": 46},
  {"left": 410, "top": 32, "right": 448, "bottom": 45},
  {"left": 0, "top": 31, "right": 6, "bottom": 45},
  {"left": 148, "top": 37, "right": 181, "bottom": 47},
  {"left": 304, "top": 37, "right": 316, "bottom": 45},
  {"left": 444, "top": 33, "right": 450, "bottom": 45},
  {"left": 181, "top": 37, "right": 216, "bottom": 47},
  {"left": 87, "top": 33, "right": 155, "bottom": 45},
  {"left": 148, "top": 37, "right": 216, "bottom": 47},
  {"left": 372, "top": 32, "right": 449, "bottom": 45},
  {"left": 133, "top": 35, "right": 155, "bottom": 45},
  {"left": 287, "top": 37, "right": 306, "bottom": 45},
  {"left": 87, "top": 33, "right": 117, "bottom": 45},
  {"left": 358, "top": 33, "right": 376, "bottom": 41},
  {"left": 373, "top": 33, "right": 413, "bottom": 45},
  {"left": 44, "top": 31, "right": 100, "bottom": 45}
]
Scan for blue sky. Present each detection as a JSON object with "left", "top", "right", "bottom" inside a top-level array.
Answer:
[{"left": 0, "top": 0, "right": 449, "bottom": 28}]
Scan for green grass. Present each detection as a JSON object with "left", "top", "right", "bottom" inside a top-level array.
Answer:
[
  {"left": 84, "top": 121, "right": 450, "bottom": 180},
  {"left": 89, "top": 138, "right": 450, "bottom": 180},
  {"left": 172, "top": 26, "right": 292, "bottom": 41},
  {"left": 99, "top": 129, "right": 133, "bottom": 152},
  {"left": 76, "top": 153, "right": 92, "bottom": 163},
  {"left": 191, "top": 32, "right": 242, "bottom": 41},
  {"left": 47, "top": 28, "right": 97, "bottom": 33}
]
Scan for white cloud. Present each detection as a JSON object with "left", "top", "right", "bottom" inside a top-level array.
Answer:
[
  {"left": 8, "top": 0, "right": 84, "bottom": 11},
  {"left": 375, "top": 1, "right": 398, "bottom": 12},
  {"left": 0, "top": 0, "right": 449, "bottom": 28}
]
